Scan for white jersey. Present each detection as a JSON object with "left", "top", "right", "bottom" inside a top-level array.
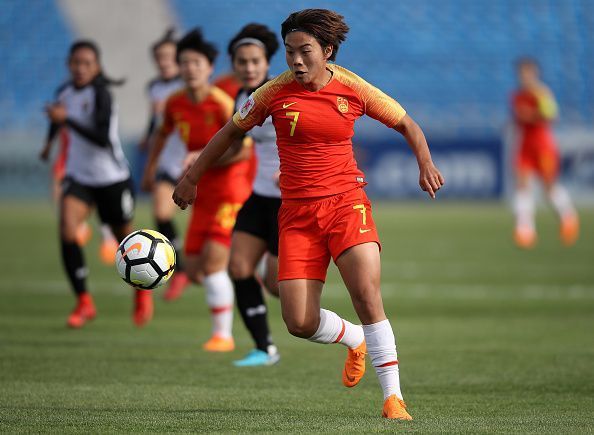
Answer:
[
  {"left": 236, "top": 87, "right": 280, "bottom": 198},
  {"left": 147, "top": 77, "right": 185, "bottom": 179},
  {"left": 57, "top": 80, "right": 129, "bottom": 187}
]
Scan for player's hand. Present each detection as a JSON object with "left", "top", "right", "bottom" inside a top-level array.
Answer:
[
  {"left": 140, "top": 169, "right": 155, "bottom": 192},
  {"left": 46, "top": 103, "right": 68, "bottom": 123},
  {"left": 39, "top": 144, "right": 51, "bottom": 162},
  {"left": 172, "top": 176, "right": 196, "bottom": 210},
  {"left": 419, "top": 161, "right": 444, "bottom": 199},
  {"left": 273, "top": 171, "right": 281, "bottom": 188}
]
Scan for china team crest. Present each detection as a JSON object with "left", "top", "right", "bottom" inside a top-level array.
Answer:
[{"left": 337, "top": 96, "right": 349, "bottom": 113}]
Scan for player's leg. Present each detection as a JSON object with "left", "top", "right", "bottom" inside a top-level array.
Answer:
[
  {"left": 98, "top": 178, "right": 153, "bottom": 327},
  {"left": 539, "top": 152, "right": 579, "bottom": 246},
  {"left": 195, "top": 240, "right": 235, "bottom": 352},
  {"left": 60, "top": 180, "right": 95, "bottom": 328},
  {"left": 335, "top": 242, "right": 411, "bottom": 420},
  {"left": 153, "top": 178, "right": 190, "bottom": 300},
  {"left": 98, "top": 222, "right": 118, "bottom": 265},
  {"left": 263, "top": 254, "right": 279, "bottom": 297},
  {"left": 513, "top": 167, "right": 537, "bottom": 248},
  {"left": 229, "top": 231, "right": 279, "bottom": 366}
]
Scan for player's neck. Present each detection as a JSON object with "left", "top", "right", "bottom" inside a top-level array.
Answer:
[
  {"left": 302, "top": 68, "right": 333, "bottom": 92},
  {"left": 187, "top": 85, "right": 210, "bottom": 103}
]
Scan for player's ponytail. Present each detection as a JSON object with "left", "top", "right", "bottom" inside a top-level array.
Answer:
[
  {"left": 69, "top": 40, "right": 126, "bottom": 87},
  {"left": 228, "top": 23, "right": 279, "bottom": 62},
  {"left": 152, "top": 27, "right": 177, "bottom": 56}
]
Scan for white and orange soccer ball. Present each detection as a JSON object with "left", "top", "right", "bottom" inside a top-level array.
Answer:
[{"left": 115, "top": 230, "right": 176, "bottom": 289}]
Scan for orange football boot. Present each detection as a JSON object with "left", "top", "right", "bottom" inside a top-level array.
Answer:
[
  {"left": 75, "top": 222, "right": 92, "bottom": 247},
  {"left": 203, "top": 335, "right": 235, "bottom": 352},
  {"left": 67, "top": 293, "right": 96, "bottom": 328},
  {"left": 162, "top": 271, "right": 191, "bottom": 301},
  {"left": 133, "top": 289, "right": 153, "bottom": 327},
  {"left": 560, "top": 214, "right": 579, "bottom": 246},
  {"left": 382, "top": 395, "right": 413, "bottom": 420},
  {"left": 99, "top": 238, "right": 119, "bottom": 265},
  {"left": 514, "top": 226, "right": 537, "bottom": 249},
  {"left": 342, "top": 340, "right": 366, "bottom": 387}
]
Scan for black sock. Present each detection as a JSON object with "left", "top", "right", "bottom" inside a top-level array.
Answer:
[
  {"left": 156, "top": 219, "right": 184, "bottom": 271},
  {"left": 233, "top": 276, "right": 273, "bottom": 352},
  {"left": 61, "top": 240, "right": 88, "bottom": 295}
]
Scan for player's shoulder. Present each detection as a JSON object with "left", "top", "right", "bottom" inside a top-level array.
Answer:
[
  {"left": 252, "top": 70, "right": 295, "bottom": 103},
  {"left": 330, "top": 64, "right": 372, "bottom": 93},
  {"left": 165, "top": 88, "right": 187, "bottom": 105},
  {"left": 210, "top": 86, "right": 236, "bottom": 111},
  {"left": 55, "top": 80, "right": 72, "bottom": 98}
]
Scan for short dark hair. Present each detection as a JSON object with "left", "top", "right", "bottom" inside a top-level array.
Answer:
[
  {"left": 69, "top": 39, "right": 100, "bottom": 60},
  {"left": 176, "top": 28, "right": 218, "bottom": 64},
  {"left": 152, "top": 27, "right": 177, "bottom": 56},
  {"left": 68, "top": 39, "right": 125, "bottom": 86},
  {"left": 228, "top": 23, "right": 279, "bottom": 62},
  {"left": 281, "top": 9, "right": 349, "bottom": 62}
]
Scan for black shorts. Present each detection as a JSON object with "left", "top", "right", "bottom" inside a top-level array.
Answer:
[
  {"left": 62, "top": 176, "right": 135, "bottom": 225},
  {"left": 234, "top": 192, "right": 281, "bottom": 256},
  {"left": 155, "top": 170, "right": 179, "bottom": 186}
]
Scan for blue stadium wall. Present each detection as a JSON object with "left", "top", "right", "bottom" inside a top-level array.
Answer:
[{"left": 0, "top": 0, "right": 593, "bottom": 199}]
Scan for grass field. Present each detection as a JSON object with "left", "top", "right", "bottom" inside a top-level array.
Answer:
[{"left": 0, "top": 200, "right": 593, "bottom": 433}]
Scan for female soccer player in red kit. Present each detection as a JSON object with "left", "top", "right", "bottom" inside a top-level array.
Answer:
[
  {"left": 173, "top": 10, "right": 444, "bottom": 419},
  {"left": 511, "top": 58, "right": 579, "bottom": 248},
  {"left": 143, "top": 29, "right": 252, "bottom": 352}
]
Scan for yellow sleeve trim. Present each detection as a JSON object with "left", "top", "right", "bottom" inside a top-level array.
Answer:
[
  {"left": 330, "top": 64, "right": 406, "bottom": 127},
  {"left": 210, "top": 86, "right": 235, "bottom": 118}
]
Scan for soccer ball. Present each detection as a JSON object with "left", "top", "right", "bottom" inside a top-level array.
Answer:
[{"left": 115, "top": 229, "right": 176, "bottom": 289}]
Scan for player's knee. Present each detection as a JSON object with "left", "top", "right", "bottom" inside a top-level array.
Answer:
[
  {"left": 264, "top": 275, "right": 279, "bottom": 297},
  {"left": 228, "top": 256, "right": 252, "bottom": 280},
  {"left": 283, "top": 315, "right": 318, "bottom": 338},
  {"left": 350, "top": 286, "right": 383, "bottom": 318},
  {"left": 59, "top": 220, "right": 79, "bottom": 243}
]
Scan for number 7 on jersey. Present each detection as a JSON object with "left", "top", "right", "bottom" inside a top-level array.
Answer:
[{"left": 286, "top": 111, "right": 300, "bottom": 136}]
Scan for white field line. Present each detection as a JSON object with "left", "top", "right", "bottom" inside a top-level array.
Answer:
[{"left": 4, "top": 280, "right": 594, "bottom": 301}]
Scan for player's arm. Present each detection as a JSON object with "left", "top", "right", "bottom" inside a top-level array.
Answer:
[
  {"left": 534, "top": 85, "right": 558, "bottom": 121},
  {"left": 63, "top": 85, "right": 113, "bottom": 147},
  {"left": 394, "top": 114, "right": 444, "bottom": 199},
  {"left": 360, "top": 76, "right": 444, "bottom": 199},
  {"left": 173, "top": 120, "right": 246, "bottom": 209},
  {"left": 39, "top": 122, "right": 60, "bottom": 162},
  {"left": 141, "top": 128, "right": 168, "bottom": 192},
  {"left": 213, "top": 136, "right": 251, "bottom": 167}
]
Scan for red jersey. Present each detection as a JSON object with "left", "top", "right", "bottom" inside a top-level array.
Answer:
[
  {"left": 233, "top": 64, "right": 406, "bottom": 199},
  {"left": 512, "top": 89, "right": 558, "bottom": 152},
  {"left": 161, "top": 87, "right": 251, "bottom": 195},
  {"left": 213, "top": 73, "right": 242, "bottom": 99}
]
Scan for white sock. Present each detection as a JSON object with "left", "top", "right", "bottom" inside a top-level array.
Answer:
[
  {"left": 308, "top": 308, "right": 364, "bottom": 349},
  {"left": 514, "top": 188, "right": 535, "bottom": 231},
  {"left": 363, "top": 319, "right": 403, "bottom": 400},
  {"left": 100, "top": 224, "right": 116, "bottom": 241},
  {"left": 548, "top": 184, "right": 575, "bottom": 219},
  {"left": 203, "top": 270, "right": 234, "bottom": 338}
]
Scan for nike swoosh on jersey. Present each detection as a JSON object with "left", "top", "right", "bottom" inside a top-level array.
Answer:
[
  {"left": 282, "top": 102, "right": 297, "bottom": 108},
  {"left": 359, "top": 228, "right": 372, "bottom": 234}
]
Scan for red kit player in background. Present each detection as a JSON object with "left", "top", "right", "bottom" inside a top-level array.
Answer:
[
  {"left": 142, "top": 29, "right": 253, "bottom": 352},
  {"left": 511, "top": 58, "right": 579, "bottom": 248}
]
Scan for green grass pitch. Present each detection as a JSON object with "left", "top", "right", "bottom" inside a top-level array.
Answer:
[{"left": 0, "top": 200, "right": 592, "bottom": 433}]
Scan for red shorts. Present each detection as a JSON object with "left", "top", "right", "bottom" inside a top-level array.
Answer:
[
  {"left": 185, "top": 190, "right": 250, "bottom": 255},
  {"left": 278, "top": 187, "right": 380, "bottom": 282},
  {"left": 516, "top": 144, "right": 560, "bottom": 183}
]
